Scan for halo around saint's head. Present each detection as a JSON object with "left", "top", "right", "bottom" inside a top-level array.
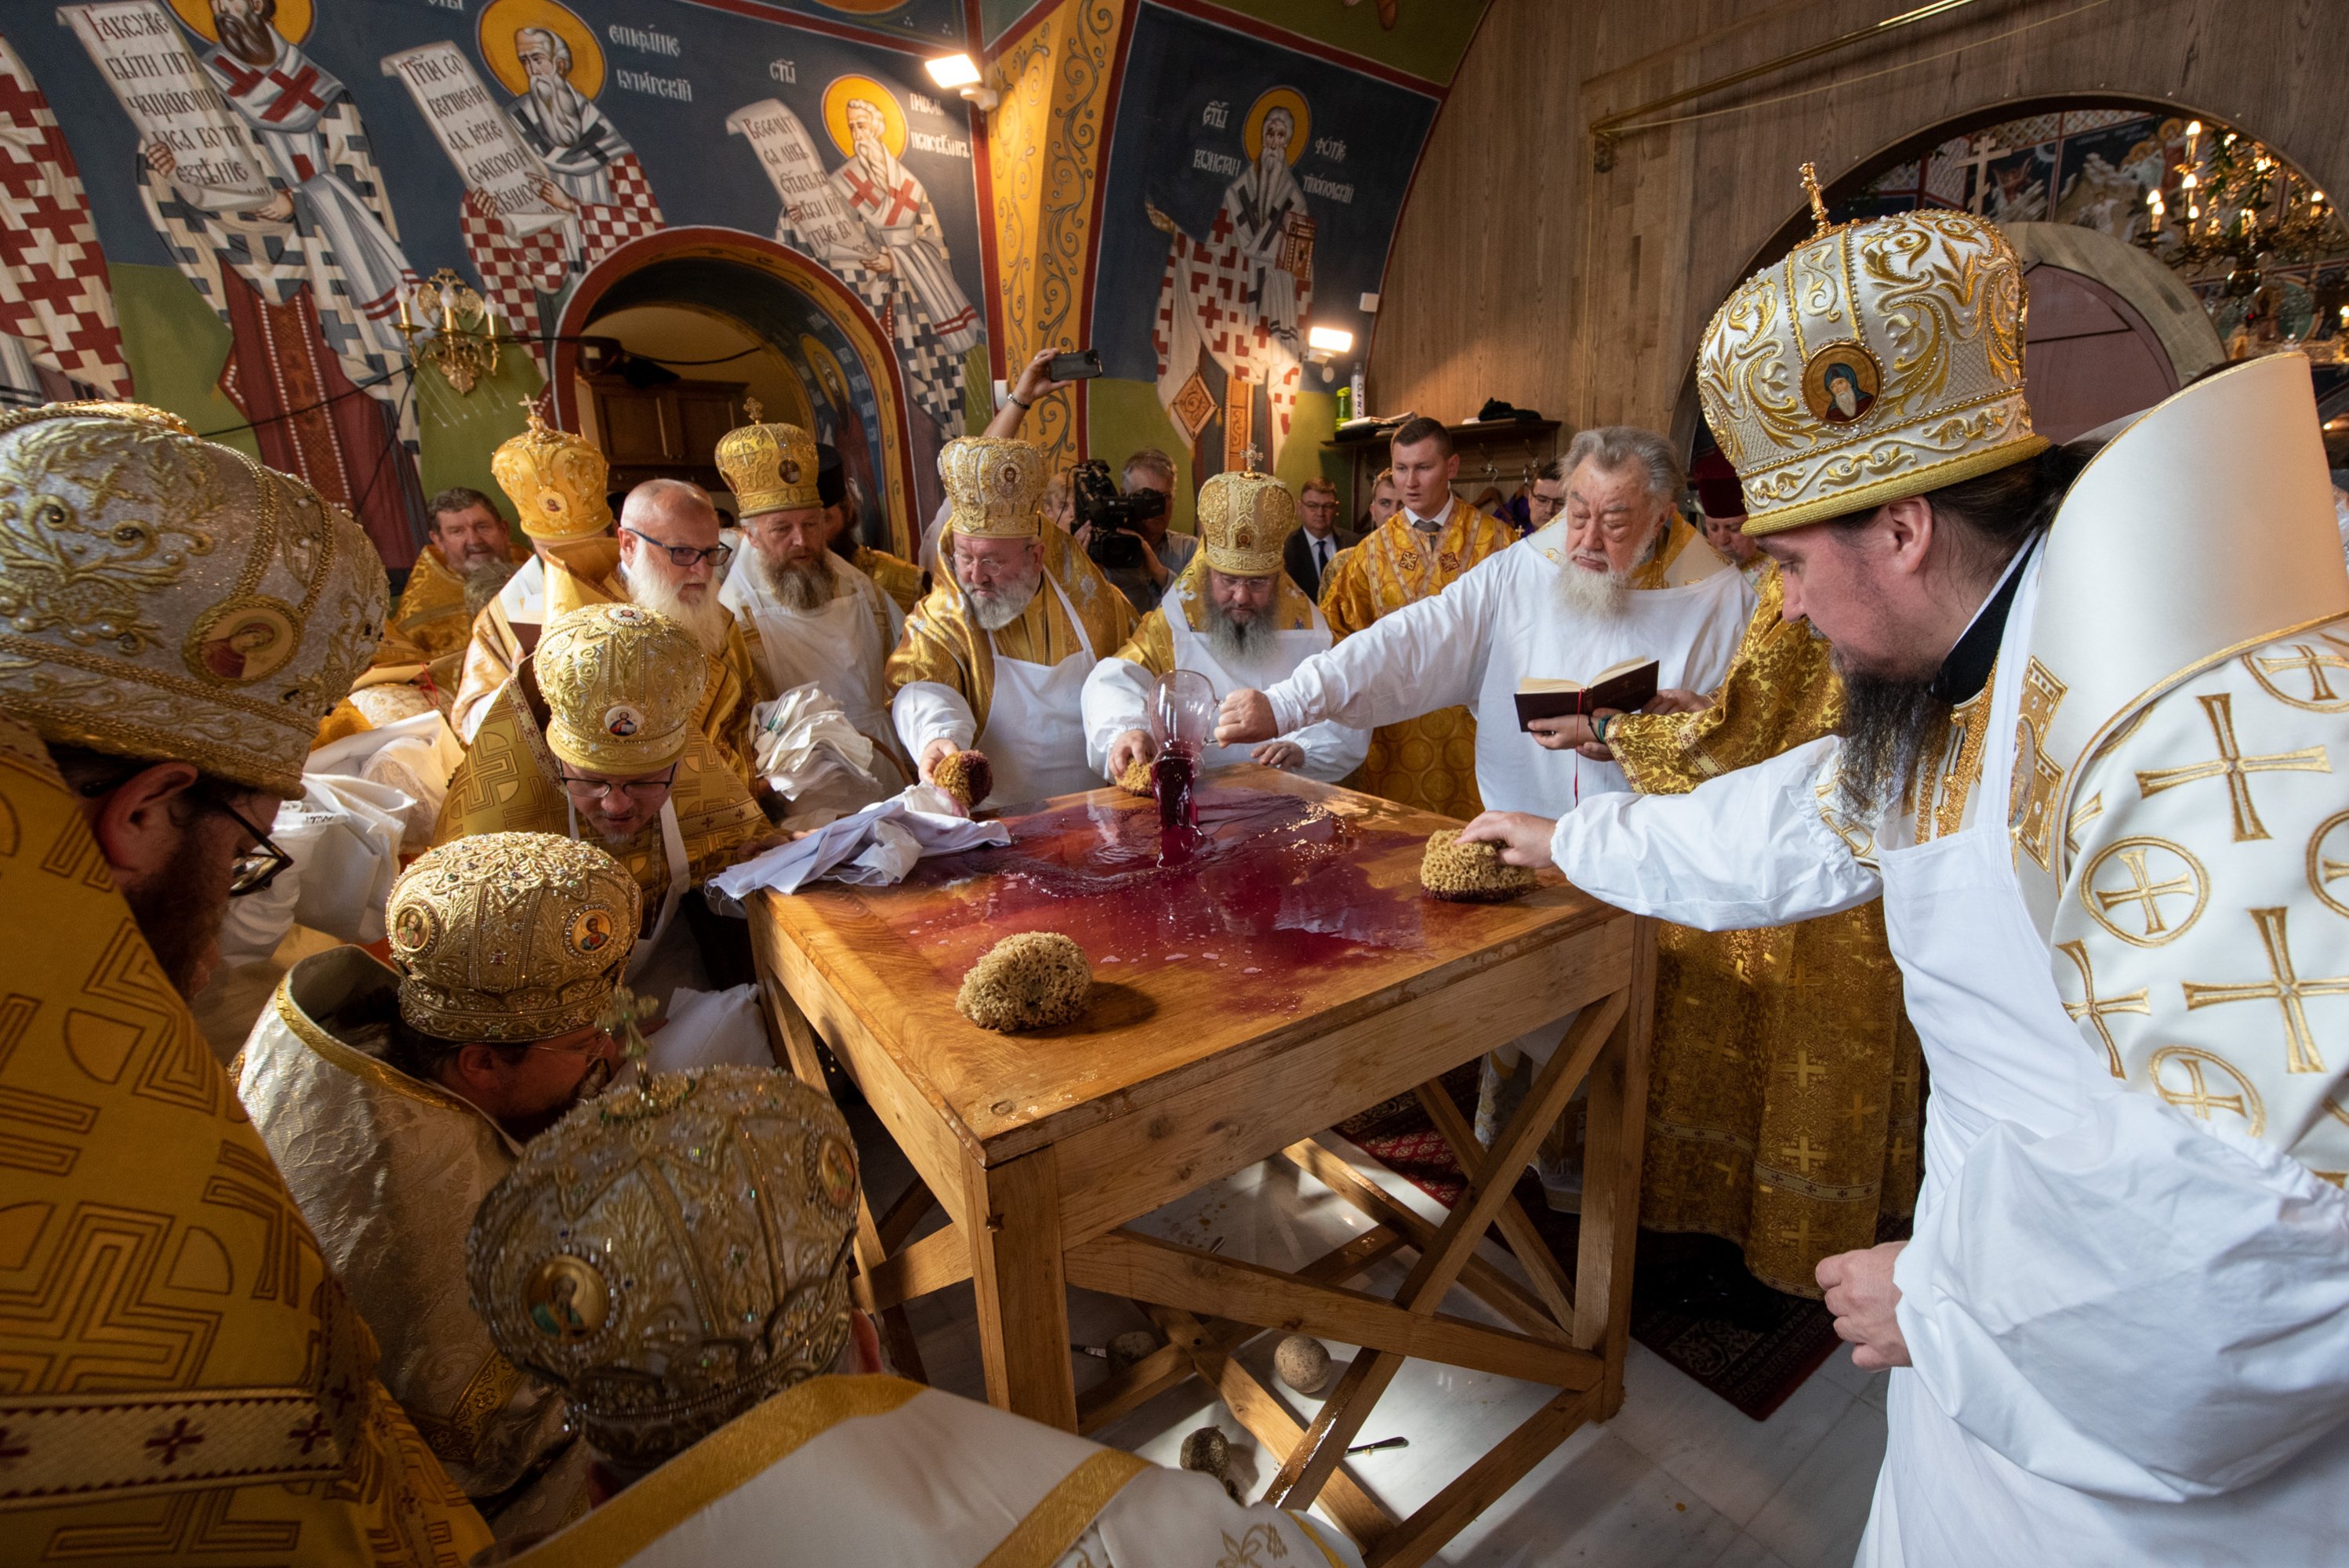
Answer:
[
  {"left": 799, "top": 334, "right": 851, "bottom": 409},
  {"left": 822, "top": 75, "right": 909, "bottom": 159},
  {"left": 168, "top": 0, "right": 314, "bottom": 43},
  {"left": 477, "top": 0, "right": 605, "bottom": 100},
  {"left": 1244, "top": 87, "right": 1311, "bottom": 165}
]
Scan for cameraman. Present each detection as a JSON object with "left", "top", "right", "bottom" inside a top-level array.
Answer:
[{"left": 1091, "top": 448, "right": 1195, "bottom": 613}]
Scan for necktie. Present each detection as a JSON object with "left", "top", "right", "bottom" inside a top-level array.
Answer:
[{"left": 1316, "top": 538, "right": 1330, "bottom": 573}]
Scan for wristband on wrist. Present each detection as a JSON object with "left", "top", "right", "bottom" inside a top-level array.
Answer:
[
  {"left": 1593, "top": 713, "right": 1610, "bottom": 742},
  {"left": 1010, "top": 390, "right": 1034, "bottom": 409}
]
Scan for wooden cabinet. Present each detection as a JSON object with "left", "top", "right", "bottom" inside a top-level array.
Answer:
[{"left": 580, "top": 376, "right": 747, "bottom": 497}]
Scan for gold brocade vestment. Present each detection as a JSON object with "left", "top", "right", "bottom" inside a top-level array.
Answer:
[
  {"left": 0, "top": 715, "right": 492, "bottom": 1563},
  {"left": 1107, "top": 556, "right": 1321, "bottom": 673},
  {"left": 240, "top": 948, "right": 589, "bottom": 1536},
  {"left": 1317, "top": 505, "right": 1516, "bottom": 819},
  {"left": 385, "top": 543, "right": 526, "bottom": 666},
  {"left": 1607, "top": 568, "right": 1922, "bottom": 1295},
  {"left": 884, "top": 527, "right": 1137, "bottom": 735},
  {"left": 853, "top": 545, "right": 926, "bottom": 617}
]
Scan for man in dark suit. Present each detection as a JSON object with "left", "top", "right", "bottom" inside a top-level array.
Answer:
[{"left": 1283, "top": 477, "right": 1360, "bottom": 601}]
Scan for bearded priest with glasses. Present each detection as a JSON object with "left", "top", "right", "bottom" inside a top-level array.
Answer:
[
  {"left": 240, "top": 832, "right": 649, "bottom": 1537},
  {"left": 434, "top": 604, "right": 779, "bottom": 1004}
]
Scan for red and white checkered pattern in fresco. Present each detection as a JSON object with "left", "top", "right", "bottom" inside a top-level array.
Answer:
[
  {"left": 460, "top": 154, "right": 664, "bottom": 365},
  {"left": 1151, "top": 205, "right": 1306, "bottom": 458},
  {"left": 0, "top": 40, "right": 129, "bottom": 397}
]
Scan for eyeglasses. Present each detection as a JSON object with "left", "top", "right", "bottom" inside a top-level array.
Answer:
[
  {"left": 557, "top": 766, "right": 677, "bottom": 804},
  {"left": 216, "top": 800, "right": 295, "bottom": 897},
  {"left": 622, "top": 526, "right": 732, "bottom": 571}
]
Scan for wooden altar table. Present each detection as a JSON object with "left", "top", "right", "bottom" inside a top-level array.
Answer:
[{"left": 746, "top": 764, "right": 1654, "bottom": 1566}]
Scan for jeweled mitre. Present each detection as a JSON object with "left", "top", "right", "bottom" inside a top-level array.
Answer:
[
  {"left": 387, "top": 831, "right": 641, "bottom": 1043},
  {"left": 534, "top": 603, "right": 706, "bottom": 775},
  {"left": 1196, "top": 470, "right": 1291, "bottom": 577},
  {"left": 494, "top": 405, "right": 614, "bottom": 543},
  {"left": 715, "top": 401, "right": 821, "bottom": 517},
  {"left": 1697, "top": 196, "right": 2046, "bottom": 535},
  {"left": 0, "top": 401, "right": 385, "bottom": 793},
  {"left": 941, "top": 436, "right": 1045, "bottom": 539},
  {"left": 467, "top": 1065, "right": 860, "bottom": 1467}
]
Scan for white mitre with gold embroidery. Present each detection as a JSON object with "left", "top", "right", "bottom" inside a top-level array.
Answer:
[{"left": 2014, "top": 354, "right": 2349, "bottom": 1180}]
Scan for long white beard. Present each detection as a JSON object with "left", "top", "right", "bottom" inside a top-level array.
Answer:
[
  {"left": 965, "top": 568, "right": 1041, "bottom": 633},
  {"left": 757, "top": 552, "right": 833, "bottom": 614},
  {"left": 530, "top": 73, "right": 584, "bottom": 148},
  {"left": 1555, "top": 559, "right": 1632, "bottom": 620},
  {"left": 1204, "top": 601, "right": 1276, "bottom": 674},
  {"left": 623, "top": 564, "right": 733, "bottom": 653}
]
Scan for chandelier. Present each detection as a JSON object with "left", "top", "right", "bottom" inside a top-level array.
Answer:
[
  {"left": 2138, "top": 122, "right": 2346, "bottom": 281},
  {"left": 395, "top": 268, "right": 504, "bottom": 395}
]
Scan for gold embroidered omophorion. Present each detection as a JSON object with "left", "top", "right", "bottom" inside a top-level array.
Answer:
[
  {"left": 1316, "top": 504, "right": 1515, "bottom": 819},
  {"left": 1610, "top": 567, "right": 1921, "bottom": 1294}
]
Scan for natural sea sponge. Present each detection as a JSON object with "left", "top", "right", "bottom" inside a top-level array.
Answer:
[
  {"left": 1116, "top": 757, "right": 1154, "bottom": 797},
  {"left": 934, "top": 750, "right": 993, "bottom": 811},
  {"left": 1421, "top": 828, "right": 1538, "bottom": 903},
  {"left": 956, "top": 932, "right": 1092, "bottom": 1032}
]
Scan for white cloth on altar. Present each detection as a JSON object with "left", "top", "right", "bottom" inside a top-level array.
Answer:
[
  {"left": 643, "top": 984, "right": 772, "bottom": 1074},
  {"left": 1549, "top": 550, "right": 2349, "bottom": 1566},
  {"left": 706, "top": 786, "right": 1010, "bottom": 905},
  {"left": 1262, "top": 519, "right": 1755, "bottom": 816}
]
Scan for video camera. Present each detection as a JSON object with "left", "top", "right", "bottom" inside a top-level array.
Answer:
[{"left": 1073, "top": 459, "right": 1169, "bottom": 570}]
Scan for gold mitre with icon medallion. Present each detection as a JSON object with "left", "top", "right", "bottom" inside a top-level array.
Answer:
[
  {"left": 715, "top": 397, "right": 822, "bottom": 517},
  {"left": 387, "top": 831, "right": 642, "bottom": 1043},
  {"left": 467, "top": 1064, "right": 861, "bottom": 1468},
  {"left": 1197, "top": 470, "right": 1293, "bottom": 575},
  {"left": 535, "top": 603, "right": 707, "bottom": 775},
  {"left": 493, "top": 402, "right": 614, "bottom": 543},
  {"left": 0, "top": 401, "right": 386, "bottom": 794},
  {"left": 1697, "top": 166, "right": 2046, "bottom": 535},
  {"left": 941, "top": 435, "right": 1046, "bottom": 539}
]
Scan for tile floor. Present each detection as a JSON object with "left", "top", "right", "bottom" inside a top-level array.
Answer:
[{"left": 848, "top": 1101, "right": 1886, "bottom": 1568}]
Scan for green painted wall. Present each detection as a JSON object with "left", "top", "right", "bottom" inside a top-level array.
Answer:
[
  {"left": 108, "top": 263, "right": 257, "bottom": 459},
  {"left": 413, "top": 352, "right": 543, "bottom": 541},
  {"left": 1190, "top": 0, "right": 1487, "bottom": 84},
  {"left": 1085, "top": 375, "right": 1344, "bottom": 534}
]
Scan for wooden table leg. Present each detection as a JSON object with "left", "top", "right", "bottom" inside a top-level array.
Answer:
[
  {"left": 1574, "top": 924, "right": 1656, "bottom": 1419},
  {"left": 965, "top": 1144, "right": 1078, "bottom": 1431}
]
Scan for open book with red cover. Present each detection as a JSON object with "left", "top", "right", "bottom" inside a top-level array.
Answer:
[{"left": 1512, "top": 658, "right": 1660, "bottom": 731}]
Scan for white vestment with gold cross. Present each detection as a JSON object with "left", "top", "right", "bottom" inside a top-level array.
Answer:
[{"left": 1550, "top": 357, "right": 2349, "bottom": 1565}]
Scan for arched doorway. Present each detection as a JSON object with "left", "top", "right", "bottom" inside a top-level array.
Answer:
[{"left": 551, "top": 229, "right": 926, "bottom": 557}]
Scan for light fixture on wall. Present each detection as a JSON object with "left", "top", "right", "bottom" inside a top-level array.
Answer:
[
  {"left": 926, "top": 53, "right": 997, "bottom": 111},
  {"left": 1305, "top": 325, "right": 1353, "bottom": 384},
  {"left": 396, "top": 268, "right": 503, "bottom": 395}
]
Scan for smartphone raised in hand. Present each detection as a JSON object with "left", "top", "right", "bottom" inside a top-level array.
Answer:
[{"left": 1047, "top": 348, "right": 1105, "bottom": 382}]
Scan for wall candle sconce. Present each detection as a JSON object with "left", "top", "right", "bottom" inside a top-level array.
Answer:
[{"left": 396, "top": 267, "right": 503, "bottom": 395}]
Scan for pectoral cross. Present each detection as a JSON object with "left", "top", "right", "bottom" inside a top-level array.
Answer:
[
  {"left": 2135, "top": 692, "right": 2329, "bottom": 841},
  {"left": 2056, "top": 939, "right": 2148, "bottom": 1078},
  {"left": 2183, "top": 907, "right": 2349, "bottom": 1075}
]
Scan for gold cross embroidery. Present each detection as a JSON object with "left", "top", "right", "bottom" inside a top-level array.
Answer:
[
  {"left": 2093, "top": 846, "right": 2198, "bottom": 938},
  {"left": 2254, "top": 643, "right": 2349, "bottom": 703},
  {"left": 1780, "top": 1134, "right": 1830, "bottom": 1175},
  {"left": 2136, "top": 693, "right": 2329, "bottom": 842},
  {"left": 2055, "top": 940, "right": 2145, "bottom": 1078},
  {"left": 1709, "top": 1156, "right": 1740, "bottom": 1190},
  {"left": 2182, "top": 907, "right": 2349, "bottom": 1075},
  {"left": 1774, "top": 1214, "right": 1815, "bottom": 1254},
  {"left": 1887, "top": 1132, "right": 1915, "bottom": 1169},
  {"left": 2154, "top": 1053, "right": 2249, "bottom": 1123},
  {"left": 1841, "top": 1090, "right": 1880, "bottom": 1133},
  {"left": 1778, "top": 1049, "right": 1829, "bottom": 1090}
]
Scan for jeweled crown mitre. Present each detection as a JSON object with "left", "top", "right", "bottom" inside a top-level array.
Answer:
[
  {"left": 387, "top": 832, "right": 641, "bottom": 1043},
  {"left": 467, "top": 1065, "right": 861, "bottom": 1467},
  {"left": 533, "top": 603, "right": 706, "bottom": 775},
  {"left": 0, "top": 401, "right": 385, "bottom": 794},
  {"left": 715, "top": 398, "right": 822, "bottom": 517},
  {"left": 1196, "top": 470, "right": 1293, "bottom": 577},
  {"left": 940, "top": 436, "right": 1045, "bottom": 539},
  {"left": 493, "top": 403, "right": 614, "bottom": 543},
  {"left": 1697, "top": 168, "right": 2046, "bottom": 535}
]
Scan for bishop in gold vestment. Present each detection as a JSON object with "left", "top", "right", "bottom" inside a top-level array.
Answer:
[
  {"left": 0, "top": 402, "right": 490, "bottom": 1563},
  {"left": 853, "top": 543, "right": 926, "bottom": 616},
  {"left": 1316, "top": 503, "right": 1516, "bottom": 818},
  {"left": 1607, "top": 568, "right": 1922, "bottom": 1294}
]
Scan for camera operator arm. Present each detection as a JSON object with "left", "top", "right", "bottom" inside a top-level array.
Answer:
[{"left": 985, "top": 349, "right": 1076, "bottom": 438}]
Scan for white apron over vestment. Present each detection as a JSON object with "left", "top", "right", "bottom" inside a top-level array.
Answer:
[
  {"left": 1263, "top": 517, "right": 1754, "bottom": 816},
  {"left": 721, "top": 549, "right": 906, "bottom": 771},
  {"left": 1079, "top": 582, "right": 1367, "bottom": 783},
  {"left": 893, "top": 572, "right": 1102, "bottom": 806},
  {"left": 503, "top": 1375, "right": 1360, "bottom": 1568},
  {"left": 1550, "top": 358, "right": 2349, "bottom": 1566}
]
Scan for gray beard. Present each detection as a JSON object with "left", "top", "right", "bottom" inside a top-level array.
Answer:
[
  {"left": 620, "top": 563, "right": 733, "bottom": 654},
  {"left": 758, "top": 552, "right": 833, "bottom": 614},
  {"left": 1203, "top": 601, "right": 1275, "bottom": 673},
  {"left": 966, "top": 573, "right": 1040, "bottom": 633},
  {"left": 461, "top": 557, "right": 519, "bottom": 618},
  {"left": 1554, "top": 561, "right": 1631, "bottom": 620},
  {"left": 530, "top": 72, "right": 584, "bottom": 148}
]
